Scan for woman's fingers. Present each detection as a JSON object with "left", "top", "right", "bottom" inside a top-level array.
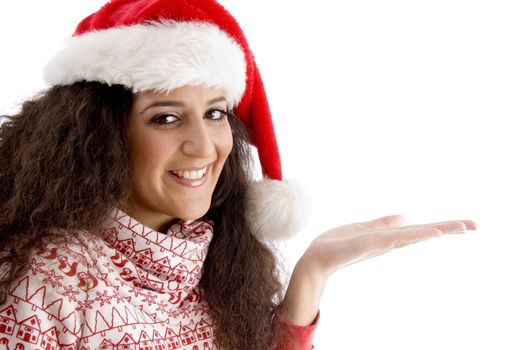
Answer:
[
  {"left": 386, "top": 227, "right": 443, "bottom": 249},
  {"left": 460, "top": 220, "right": 477, "bottom": 230},
  {"left": 358, "top": 218, "right": 477, "bottom": 236},
  {"left": 351, "top": 227, "right": 442, "bottom": 257},
  {"left": 403, "top": 220, "right": 467, "bottom": 234},
  {"left": 403, "top": 219, "right": 477, "bottom": 234}
]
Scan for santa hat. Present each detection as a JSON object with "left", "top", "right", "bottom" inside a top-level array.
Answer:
[{"left": 43, "top": 0, "right": 309, "bottom": 241}]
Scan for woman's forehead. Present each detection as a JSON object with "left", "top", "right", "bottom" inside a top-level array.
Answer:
[{"left": 133, "top": 86, "right": 226, "bottom": 104}]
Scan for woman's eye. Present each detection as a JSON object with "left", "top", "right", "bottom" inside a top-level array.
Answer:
[
  {"left": 152, "top": 114, "right": 179, "bottom": 125},
  {"left": 206, "top": 109, "right": 227, "bottom": 121}
]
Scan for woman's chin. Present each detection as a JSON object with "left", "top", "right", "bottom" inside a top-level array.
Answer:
[{"left": 174, "top": 204, "right": 211, "bottom": 221}]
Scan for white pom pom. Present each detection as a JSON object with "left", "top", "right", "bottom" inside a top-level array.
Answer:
[{"left": 245, "top": 179, "right": 311, "bottom": 241}]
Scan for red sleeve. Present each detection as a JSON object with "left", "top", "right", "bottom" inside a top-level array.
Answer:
[{"left": 272, "top": 310, "right": 320, "bottom": 350}]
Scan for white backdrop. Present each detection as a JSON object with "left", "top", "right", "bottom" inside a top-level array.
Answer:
[{"left": 1, "top": 1, "right": 525, "bottom": 349}]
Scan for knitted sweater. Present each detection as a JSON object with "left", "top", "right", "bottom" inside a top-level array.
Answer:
[{"left": 0, "top": 210, "right": 318, "bottom": 349}]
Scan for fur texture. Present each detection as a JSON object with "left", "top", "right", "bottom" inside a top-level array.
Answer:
[
  {"left": 43, "top": 21, "right": 246, "bottom": 108},
  {"left": 246, "top": 179, "right": 312, "bottom": 241}
]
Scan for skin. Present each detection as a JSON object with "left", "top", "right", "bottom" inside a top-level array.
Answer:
[
  {"left": 278, "top": 216, "right": 477, "bottom": 326},
  {"left": 126, "top": 85, "right": 233, "bottom": 232},
  {"left": 126, "top": 85, "right": 477, "bottom": 328}
]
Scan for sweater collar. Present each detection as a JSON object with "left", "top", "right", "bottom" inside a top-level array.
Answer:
[{"left": 100, "top": 209, "right": 214, "bottom": 293}]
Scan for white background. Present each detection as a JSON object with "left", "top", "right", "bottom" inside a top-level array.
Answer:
[{"left": 1, "top": 1, "right": 525, "bottom": 349}]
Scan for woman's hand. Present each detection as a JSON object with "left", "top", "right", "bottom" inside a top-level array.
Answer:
[
  {"left": 301, "top": 215, "right": 477, "bottom": 278},
  {"left": 278, "top": 215, "right": 477, "bottom": 327}
]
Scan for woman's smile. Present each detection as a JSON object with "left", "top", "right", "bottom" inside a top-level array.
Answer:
[{"left": 167, "top": 163, "right": 211, "bottom": 187}]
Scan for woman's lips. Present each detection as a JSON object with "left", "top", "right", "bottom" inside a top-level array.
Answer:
[{"left": 167, "top": 165, "right": 209, "bottom": 188}]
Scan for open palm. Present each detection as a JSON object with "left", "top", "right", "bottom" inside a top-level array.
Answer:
[{"left": 302, "top": 215, "right": 477, "bottom": 277}]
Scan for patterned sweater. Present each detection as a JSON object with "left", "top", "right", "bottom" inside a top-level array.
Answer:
[{"left": 0, "top": 210, "right": 318, "bottom": 349}]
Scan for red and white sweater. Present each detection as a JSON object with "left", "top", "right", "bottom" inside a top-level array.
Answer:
[{"left": 0, "top": 210, "right": 318, "bottom": 349}]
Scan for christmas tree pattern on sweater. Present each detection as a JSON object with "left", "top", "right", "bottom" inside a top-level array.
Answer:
[{"left": 0, "top": 209, "right": 217, "bottom": 349}]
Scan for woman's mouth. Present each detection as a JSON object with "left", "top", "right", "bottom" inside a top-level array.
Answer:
[{"left": 167, "top": 164, "right": 209, "bottom": 187}]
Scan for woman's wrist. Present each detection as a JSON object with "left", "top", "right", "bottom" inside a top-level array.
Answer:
[{"left": 278, "top": 257, "right": 328, "bottom": 326}]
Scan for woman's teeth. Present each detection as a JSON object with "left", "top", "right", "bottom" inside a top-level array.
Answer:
[{"left": 172, "top": 167, "right": 207, "bottom": 180}]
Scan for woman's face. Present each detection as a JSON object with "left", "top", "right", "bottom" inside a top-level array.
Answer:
[{"left": 126, "top": 85, "right": 233, "bottom": 231}]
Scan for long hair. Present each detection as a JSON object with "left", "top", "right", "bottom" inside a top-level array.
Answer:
[{"left": 0, "top": 81, "right": 288, "bottom": 350}]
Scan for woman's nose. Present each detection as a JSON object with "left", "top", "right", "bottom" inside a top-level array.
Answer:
[{"left": 181, "top": 118, "right": 215, "bottom": 158}]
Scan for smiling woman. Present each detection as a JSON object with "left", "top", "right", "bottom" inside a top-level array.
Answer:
[
  {"left": 0, "top": 0, "right": 478, "bottom": 349},
  {"left": 0, "top": 0, "right": 313, "bottom": 347},
  {"left": 0, "top": 79, "right": 300, "bottom": 349}
]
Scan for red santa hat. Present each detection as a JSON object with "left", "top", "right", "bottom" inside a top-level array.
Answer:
[{"left": 43, "top": 0, "right": 309, "bottom": 241}]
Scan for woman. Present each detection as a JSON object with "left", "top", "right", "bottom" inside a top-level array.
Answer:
[{"left": 0, "top": 0, "right": 476, "bottom": 349}]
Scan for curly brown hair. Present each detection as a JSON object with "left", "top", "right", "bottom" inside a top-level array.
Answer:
[{"left": 0, "top": 81, "right": 295, "bottom": 350}]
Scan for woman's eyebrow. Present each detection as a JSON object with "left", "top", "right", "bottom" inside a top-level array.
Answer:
[
  {"left": 140, "top": 96, "right": 227, "bottom": 114},
  {"left": 207, "top": 96, "right": 227, "bottom": 105}
]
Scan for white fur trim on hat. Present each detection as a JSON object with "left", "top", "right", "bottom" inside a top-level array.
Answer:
[
  {"left": 43, "top": 21, "right": 247, "bottom": 108},
  {"left": 246, "top": 179, "right": 312, "bottom": 241}
]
